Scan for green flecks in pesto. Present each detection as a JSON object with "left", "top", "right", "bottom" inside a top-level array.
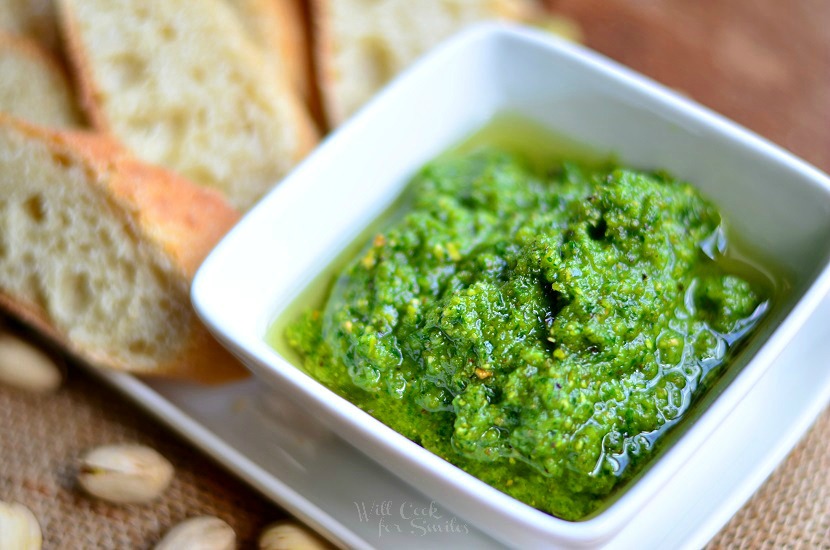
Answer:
[{"left": 284, "top": 150, "right": 768, "bottom": 520}]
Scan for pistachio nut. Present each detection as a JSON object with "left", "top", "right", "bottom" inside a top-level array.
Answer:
[
  {"left": 0, "top": 334, "right": 62, "bottom": 393},
  {"left": 0, "top": 501, "right": 42, "bottom": 550},
  {"left": 259, "top": 521, "right": 329, "bottom": 550},
  {"left": 154, "top": 516, "right": 235, "bottom": 550},
  {"left": 78, "top": 444, "right": 174, "bottom": 504}
]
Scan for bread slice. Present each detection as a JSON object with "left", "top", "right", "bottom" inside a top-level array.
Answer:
[
  {"left": 0, "top": 32, "right": 82, "bottom": 127},
  {"left": 0, "top": 0, "right": 60, "bottom": 53},
  {"left": 59, "top": 0, "right": 319, "bottom": 211},
  {"left": 0, "top": 115, "right": 246, "bottom": 383},
  {"left": 227, "top": 0, "right": 311, "bottom": 106},
  {"left": 313, "top": 0, "right": 532, "bottom": 127}
]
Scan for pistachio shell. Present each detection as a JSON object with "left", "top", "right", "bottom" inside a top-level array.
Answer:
[
  {"left": 259, "top": 521, "right": 329, "bottom": 550},
  {"left": 155, "top": 516, "right": 235, "bottom": 550},
  {"left": 0, "top": 334, "right": 62, "bottom": 393},
  {"left": 78, "top": 444, "right": 174, "bottom": 504},
  {"left": 0, "top": 501, "right": 42, "bottom": 550}
]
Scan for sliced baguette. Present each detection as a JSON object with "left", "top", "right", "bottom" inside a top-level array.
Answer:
[
  {"left": 59, "top": 0, "right": 319, "bottom": 211},
  {"left": 314, "top": 0, "right": 532, "bottom": 127},
  {"left": 0, "top": 32, "right": 82, "bottom": 127},
  {"left": 0, "top": 115, "right": 245, "bottom": 383}
]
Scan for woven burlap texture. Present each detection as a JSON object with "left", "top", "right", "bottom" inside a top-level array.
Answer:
[
  {"left": 707, "top": 408, "right": 830, "bottom": 548},
  {"left": 2, "top": 356, "right": 829, "bottom": 548},
  {"left": 0, "top": 366, "right": 283, "bottom": 549}
]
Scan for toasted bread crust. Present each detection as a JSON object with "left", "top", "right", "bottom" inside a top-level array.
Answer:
[
  {"left": 0, "top": 31, "right": 84, "bottom": 127},
  {"left": 310, "top": 0, "right": 340, "bottom": 127},
  {"left": 0, "top": 116, "right": 246, "bottom": 383},
  {"left": 0, "top": 287, "right": 245, "bottom": 383},
  {"left": 274, "top": 0, "right": 309, "bottom": 99},
  {"left": 55, "top": 1, "right": 108, "bottom": 132},
  {"left": 0, "top": 0, "right": 60, "bottom": 54},
  {"left": 274, "top": 0, "right": 328, "bottom": 133},
  {"left": 231, "top": 0, "right": 310, "bottom": 101},
  {"left": 0, "top": 31, "right": 63, "bottom": 77},
  {"left": 50, "top": 129, "right": 242, "bottom": 279}
]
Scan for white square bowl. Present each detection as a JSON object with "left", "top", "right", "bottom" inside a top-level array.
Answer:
[{"left": 192, "top": 24, "right": 830, "bottom": 548}]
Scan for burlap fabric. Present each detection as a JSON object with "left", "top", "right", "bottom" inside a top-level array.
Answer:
[
  {"left": 0, "top": 362, "right": 284, "bottom": 548},
  {"left": 2, "top": 355, "right": 829, "bottom": 548},
  {"left": 707, "top": 409, "right": 830, "bottom": 549}
]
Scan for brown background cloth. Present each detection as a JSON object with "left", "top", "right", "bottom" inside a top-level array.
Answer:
[
  {"left": 2, "top": 0, "right": 829, "bottom": 548},
  {"left": 0, "top": 360, "right": 284, "bottom": 548}
]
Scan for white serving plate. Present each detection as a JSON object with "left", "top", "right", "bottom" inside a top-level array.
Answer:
[
  {"left": 94, "top": 287, "right": 830, "bottom": 549},
  {"left": 191, "top": 23, "right": 830, "bottom": 548}
]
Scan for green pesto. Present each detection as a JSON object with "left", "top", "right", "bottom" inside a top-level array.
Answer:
[{"left": 284, "top": 150, "right": 768, "bottom": 520}]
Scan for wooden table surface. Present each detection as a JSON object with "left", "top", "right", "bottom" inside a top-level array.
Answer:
[{"left": 549, "top": 0, "right": 830, "bottom": 173}]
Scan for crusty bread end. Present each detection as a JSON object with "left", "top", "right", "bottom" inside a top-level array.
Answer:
[{"left": 0, "top": 115, "right": 246, "bottom": 383}]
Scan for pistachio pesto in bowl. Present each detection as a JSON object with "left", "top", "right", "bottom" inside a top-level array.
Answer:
[{"left": 281, "top": 143, "right": 770, "bottom": 520}]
